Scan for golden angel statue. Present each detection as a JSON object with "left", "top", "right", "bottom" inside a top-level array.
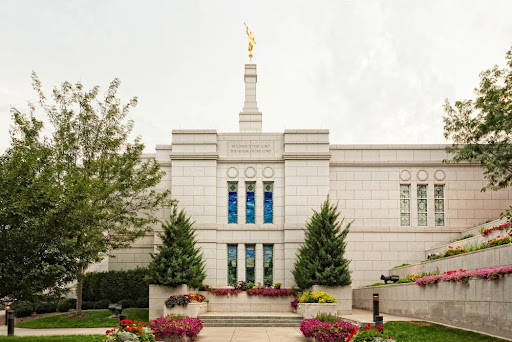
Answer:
[{"left": 244, "top": 23, "right": 256, "bottom": 60}]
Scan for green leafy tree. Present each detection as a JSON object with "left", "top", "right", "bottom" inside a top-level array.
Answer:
[
  {"left": 444, "top": 46, "right": 512, "bottom": 219},
  {"left": 5, "top": 73, "right": 172, "bottom": 313},
  {"left": 147, "top": 206, "right": 206, "bottom": 288},
  {"left": 292, "top": 199, "right": 351, "bottom": 289},
  {"left": 0, "top": 114, "right": 77, "bottom": 303}
]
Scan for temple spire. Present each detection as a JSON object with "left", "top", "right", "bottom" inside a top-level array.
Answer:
[{"left": 239, "top": 64, "right": 262, "bottom": 132}]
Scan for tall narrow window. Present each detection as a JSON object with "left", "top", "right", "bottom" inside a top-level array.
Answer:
[
  {"left": 263, "top": 182, "right": 273, "bottom": 224},
  {"left": 434, "top": 185, "right": 445, "bottom": 226},
  {"left": 245, "top": 244, "right": 255, "bottom": 283},
  {"left": 227, "top": 244, "right": 238, "bottom": 285},
  {"left": 228, "top": 182, "right": 238, "bottom": 223},
  {"left": 417, "top": 184, "right": 428, "bottom": 226},
  {"left": 246, "top": 182, "right": 256, "bottom": 224},
  {"left": 263, "top": 245, "right": 273, "bottom": 286},
  {"left": 400, "top": 184, "right": 410, "bottom": 226}
]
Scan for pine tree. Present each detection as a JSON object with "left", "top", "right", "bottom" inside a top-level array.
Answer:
[
  {"left": 292, "top": 199, "right": 352, "bottom": 289},
  {"left": 147, "top": 206, "right": 206, "bottom": 288}
]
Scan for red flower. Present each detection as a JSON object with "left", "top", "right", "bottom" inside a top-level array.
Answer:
[
  {"left": 376, "top": 325, "right": 384, "bottom": 332},
  {"left": 363, "top": 323, "right": 371, "bottom": 330}
]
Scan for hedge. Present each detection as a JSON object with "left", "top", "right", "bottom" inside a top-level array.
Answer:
[{"left": 82, "top": 268, "right": 149, "bottom": 306}]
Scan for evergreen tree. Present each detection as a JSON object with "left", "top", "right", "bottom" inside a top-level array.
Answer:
[
  {"left": 147, "top": 206, "right": 206, "bottom": 288},
  {"left": 292, "top": 199, "right": 352, "bottom": 289}
]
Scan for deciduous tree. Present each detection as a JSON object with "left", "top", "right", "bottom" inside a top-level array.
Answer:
[{"left": 444, "top": 47, "right": 512, "bottom": 219}]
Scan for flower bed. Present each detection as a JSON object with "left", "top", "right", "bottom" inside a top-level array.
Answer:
[
  {"left": 427, "top": 233, "right": 512, "bottom": 261},
  {"left": 208, "top": 287, "right": 296, "bottom": 296},
  {"left": 481, "top": 222, "right": 511, "bottom": 237},
  {"left": 106, "top": 319, "right": 155, "bottom": 342},
  {"left": 415, "top": 265, "right": 512, "bottom": 286},
  {"left": 246, "top": 288, "right": 296, "bottom": 297},
  {"left": 165, "top": 294, "right": 206, "bottom": 308},
  {"left": 150, "top": 315, "right": 203, "bottom": 341},
  {"left": 299, "top": 291, "right": 336, "bottom": 303},
  {"left": 300, "top": 318, "right": 358, "bottom": 342}
]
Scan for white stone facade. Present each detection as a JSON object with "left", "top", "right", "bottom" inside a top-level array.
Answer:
[{"left": 107, "top": 64, "right": 512, "bottom": 288}]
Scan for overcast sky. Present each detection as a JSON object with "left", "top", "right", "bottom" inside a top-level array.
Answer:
[{"left": 1, "top": 0, "right": 511, "bottom": 152}]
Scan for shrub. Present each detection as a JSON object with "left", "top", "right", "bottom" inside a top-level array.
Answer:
[
  {"left": 273, "top": 282, "right": 282, "bottom": 289},
  {"left": 34, "top": 301, "right": 57, "bottom": 314},
  {"left": 136, "top": 297, "right": 149, "bottom": 308},
  {"left": 12, "top": 301, "right": 33, "bottom": 317},
  {"left": 146, "top": 207, "right": 206, "bottom": 288},
  {"left": 118, "top": 299, "right": 137, "bottom": 309},
  {"left": 57, "top": 298, "right": 76, "bottom": 312},
  {"left": 94, "top": 299, "right": 110, "bottom": 309},
  {"left": 82, "top": 268, "right": 149, "bottom": 304},
  {"left": 82, "top": 301, "right": 96, "bottom": 310},
  {"left": 293, "top": 199, "right": 351, "bottom": 289},
  {"left": 298, "top": 291, "right": 336, "bottom": 303}
]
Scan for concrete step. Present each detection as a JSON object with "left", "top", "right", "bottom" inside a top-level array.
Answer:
[
  {"left": 202, "top": 322, "right": 301, "bottom": 327},
  {"left": 198, "top": 314, "right": 303, "bottom": 327}
]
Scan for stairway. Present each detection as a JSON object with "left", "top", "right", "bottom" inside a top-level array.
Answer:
[{"left": 198, "top": 313, "right": 303, "bottom": 327}]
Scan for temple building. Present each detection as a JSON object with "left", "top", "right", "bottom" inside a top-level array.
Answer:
[{"left": 101, "top": 63, "right": 512, "bottom": 288}]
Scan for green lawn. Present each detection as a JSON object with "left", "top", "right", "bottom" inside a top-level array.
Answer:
[
  {"left": 16, "top": 309, "right": 148, "bottom": 329},
  {"left": 384, "top": 322, "right": 507, "bottom": 342},
  {"left": 0, "top": 337, "right": 104, "bottom": 342}
]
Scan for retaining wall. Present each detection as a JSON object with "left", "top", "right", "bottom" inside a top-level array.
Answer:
[
  {"left": 353, "top": 274, "right": 512, "bottom": 340},
  {"left": 389, "top": 244, "right": 512, "bottom": 279}
]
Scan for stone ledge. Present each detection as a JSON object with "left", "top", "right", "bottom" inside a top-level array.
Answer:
[{"left": 353, "top": 275, "right": 512, "bottom": 340}]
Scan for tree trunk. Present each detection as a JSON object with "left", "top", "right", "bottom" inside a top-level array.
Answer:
[{"left": 75, "top": 269, "right": 84, "bottom": 315}]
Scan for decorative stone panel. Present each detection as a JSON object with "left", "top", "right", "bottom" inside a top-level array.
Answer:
[{"left": 416, "top": 169, "right": 428, "bottom": 181}]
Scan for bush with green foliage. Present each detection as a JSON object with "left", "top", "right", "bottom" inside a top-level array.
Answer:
[
  {"left": 12, "top": 301, "right": 33, "bottom": 317},
  {"left": 292, "top": 199, "right": 351, "bottom": 289},
  {"left": 34, "top": 301, "right": 57, "bottom": 314},
  {"left": 146, "top": 206, "right": 206, "bottom": 288},
  {"left": 57, "top": 298, "right": 76, "bottom": 312},
  {"left": 82, "top": 268, "right": 149, "bottom": 307}
]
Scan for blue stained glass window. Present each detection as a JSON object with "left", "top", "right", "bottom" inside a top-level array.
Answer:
[
  {"left": 245, "top": 244, "right": 255, "bottom": 283},
  {"left": 263, "top": 182, "right": 273, "bottom": 224},
  {"left": 227, "top": 244, "right": 237, "bottom": 285},
  {"left": 228, "top": 182, "right": 238, "bottom": 223},
  {"left": 246, "top": 182, "right": 255, "bottom": 224}
]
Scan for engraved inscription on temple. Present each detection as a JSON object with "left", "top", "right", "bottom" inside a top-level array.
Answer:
[{"left": 228, "top": 141, "right": 273, "bottom": 154}]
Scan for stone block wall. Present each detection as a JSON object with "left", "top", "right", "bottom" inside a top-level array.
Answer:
[{"left": 353, "top": 274, "right": 512, "bottom": 340}]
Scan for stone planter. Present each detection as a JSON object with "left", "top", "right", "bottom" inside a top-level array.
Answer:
[
  {"left": 297, "top": 303, "right": 337, "bottom": 318},
  {"left": 310, "top": 285, "right": 352, "bottom": 315},
  {"left": 149, "top": 284, "right": 190, "bottom": 320},
  {"left": 163, "top": 302, "right": 207, "bottom": 318},
  {"left": 207, "top": 292, "right": 294, "bottom": 312}
]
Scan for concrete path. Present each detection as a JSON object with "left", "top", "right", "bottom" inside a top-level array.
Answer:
[
  {"left": 0, "top": 309, "right": 417, "bottom": 341},
  {"left": 341, "top": 308, "right": 419, "bottom": 323},
  {"left": 0, "top": 326, "right": 110, "bottom": 336}
]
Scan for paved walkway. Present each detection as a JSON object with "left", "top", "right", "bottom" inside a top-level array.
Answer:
[{"left": 0, "top": 309, "right": 418, "bottom": 341}]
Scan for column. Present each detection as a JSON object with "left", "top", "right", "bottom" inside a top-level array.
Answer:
[
  {"left": 237, "top": 244, "right": 245, "bottom": 282},
  {"left": 255, "top": 243, "right": 264, "bottom": 285}
]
